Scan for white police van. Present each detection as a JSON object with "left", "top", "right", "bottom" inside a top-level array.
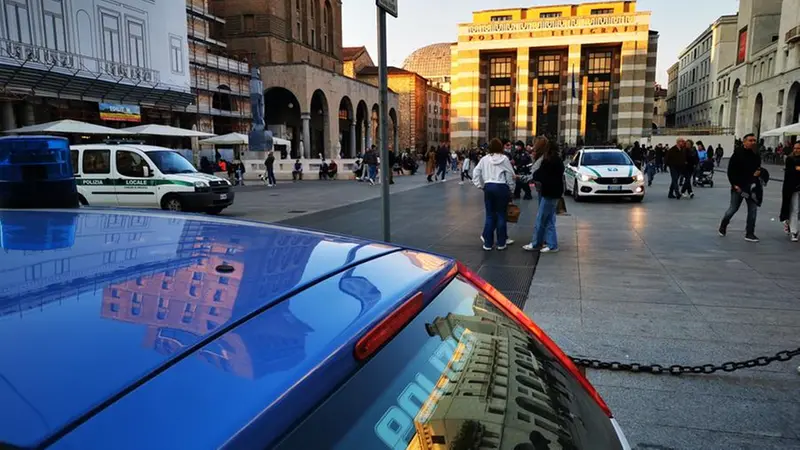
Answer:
[{"left": 70, "top": 144, "right": 234, "bottom": 214}]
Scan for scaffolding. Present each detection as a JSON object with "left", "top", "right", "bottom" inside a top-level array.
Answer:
[{"left": 182, "top": 0, "right": 251, "bottom": 137}]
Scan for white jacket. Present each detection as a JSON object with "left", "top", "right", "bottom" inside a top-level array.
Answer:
[{"left": 472, "top": 154, "right": 515, "bottom": 191}]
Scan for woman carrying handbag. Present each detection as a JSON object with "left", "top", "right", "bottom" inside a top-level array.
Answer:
[
  {"left": 472, "top": 138, "right": 517, "bottom": 251},
  {"left": 521, "top": 140, "right": 565, "bottom": 253}
]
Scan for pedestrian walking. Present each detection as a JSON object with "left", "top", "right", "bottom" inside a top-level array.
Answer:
[
  {"left": 472, "top": 138, "right": 516, "bottom": 251},
  {"left": 425, "top": 146, "right": 436, "bottom": 182},
  {"left": 681, "top": 139, "right": 698, "bottom": 198},
  {"left": 522, "top": 139, "right": 565, "bottom": 253},
  {"left": 436, "top": 146, "right": 449, "bottom": 182},
  {"left": 719, "top": 134, "right": 762, "bottom": 242},
  {"left": 264, "top": 151, "right": 276, "bottom": 187},
  {"left": 512, "top": 141, "right": 534, "bottom": 200},
  {"left": 460, "top": 152, "right": 472, "bottom": 185},
  {"left": 715, "top": 144, "right": 724, "bottom": 166},
  {"left": 665, "top": 138, "right": 687, "bottom": 199},
  {"left": 779, "top": 141, "right": 800, "bottom": 242}
]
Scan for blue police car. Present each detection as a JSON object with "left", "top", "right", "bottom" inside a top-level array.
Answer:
[{"left": 0, "top": 209, "right": 630, "bottom": 450}]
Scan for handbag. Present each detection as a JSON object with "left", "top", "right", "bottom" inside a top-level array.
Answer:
[{"left": 506, "top": 203, "right": 521, "bottom": 223}]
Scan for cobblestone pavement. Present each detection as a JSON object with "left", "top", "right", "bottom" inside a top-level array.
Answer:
[
  {"left": 233, "top": 169, "right": 800, "bottom": 449},
  {"left": 527, "top": 172, "right": 800, "bottom": 449}
]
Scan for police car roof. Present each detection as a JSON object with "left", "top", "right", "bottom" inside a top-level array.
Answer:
[
  {"left": 0, "top": 209, "right": 454, "bottom": 448},
  {"left": 70, "top": 144, "right": 176, "bottom": 153},
  {"left": 581, "top": 147, "right": 625, "bottom": 152}
]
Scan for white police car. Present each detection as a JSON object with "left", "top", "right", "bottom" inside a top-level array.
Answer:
[
  {"left": 564, "top": 148, "right": 645, "bottom": 202},
  {"left": 71, "top": 144, "right": 234, "bottom": 214}
]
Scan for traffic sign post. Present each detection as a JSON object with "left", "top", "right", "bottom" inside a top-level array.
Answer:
[{"left": 377, "top": 0, "right": 396, "bottom": 242}]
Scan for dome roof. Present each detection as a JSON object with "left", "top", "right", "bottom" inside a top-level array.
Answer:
[{"left": 402, "top": 43, "right": 453, "bottom": 78}]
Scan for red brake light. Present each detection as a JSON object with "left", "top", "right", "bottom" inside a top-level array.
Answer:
[
  {"left": 456, "top": 262, "right": 613, "bottom": 418},
  {"left": 354, "top": 292, "right": 424, "bottom": 361}
]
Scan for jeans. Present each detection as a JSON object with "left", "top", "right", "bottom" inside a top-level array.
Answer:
[
  {"left": 681, "top": 168, "right": 694, "bottom": 194},
  {"left": 436, "top": 163, "right": 447, "bottom": 180},
  {"left": 668, "top": 166, "right": 681, "bottom": 197},
  {"left": 482, "top": 183, "right": 511, "bottom": 247},
  {"left": 721, "top": 190, "right": 758, "bottom": 235},
  {"left": 532, "top": 196, "right": 559, "bottom": 249},
  {"left": 789, "top": 192, "right": 800, "bottom": 234},
  {"left": 368, "top": 165, "right": 378, "bottom": 181},
  {"left": 267, "top": 168, "right": 276, "bottom": 185}
]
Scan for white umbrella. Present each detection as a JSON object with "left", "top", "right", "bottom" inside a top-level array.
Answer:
[
  {"left": 122, "top": 124, "right": 215, "bottom": 137},
  {"left": 4, "top": 119, "right": 132, "bottom": 135},
  {"left": 273, "top": 137, "right": 291, "bottom": 147},
  {"left": 199, "top": 132, "right": 249, "bottom": 145},
  {"left": 762, "top": 123, "right": 800, "bottom": 137}
]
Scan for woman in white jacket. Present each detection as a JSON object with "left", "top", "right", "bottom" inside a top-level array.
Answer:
[{"left": 472, "top": 138, "right": 517, "bottom": 251}]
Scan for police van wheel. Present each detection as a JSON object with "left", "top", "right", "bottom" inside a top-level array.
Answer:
[
  {"left": 572, "top": 181, "right": 583, "bottom": 202},
  {"left": 162, "top": 196, "right": 183, "bottom": 212}
]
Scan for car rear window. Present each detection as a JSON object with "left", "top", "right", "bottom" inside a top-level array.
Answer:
[{"left": 275, "top": 276, "right": 623, "bottom": 450}]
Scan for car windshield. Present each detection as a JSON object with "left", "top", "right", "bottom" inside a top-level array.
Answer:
[
  {"left": 146, "top": 151, "right": 197, "bottom": 174},
  {"left": 275, "top": 276, "right": 623, "bottom": 450},
  {"left": 581, "top": 152, "right": 631, "bottom": 166}
]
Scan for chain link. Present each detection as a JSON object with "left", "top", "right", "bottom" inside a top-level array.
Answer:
[{"left": 570, "top": 347, "right": 800, "bottom": 375}]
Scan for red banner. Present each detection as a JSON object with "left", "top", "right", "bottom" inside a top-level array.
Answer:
[{"left": 737, "top": 27, "right": 747, "bottom": 65}]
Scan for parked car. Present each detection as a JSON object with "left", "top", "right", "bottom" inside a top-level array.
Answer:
[
  {"left": 71, "top": 144, "right": 234, "bottom": 214},
  {"left": 0, "top": 209, "right": 630, "bottom": 450},
  {"left": 565, "top": 148, "right": 646, "bottom": 202}
]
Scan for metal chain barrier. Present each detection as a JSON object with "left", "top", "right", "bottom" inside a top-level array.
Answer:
[{"left": 570, "top": 347, "right": 800, "bottom": 375}]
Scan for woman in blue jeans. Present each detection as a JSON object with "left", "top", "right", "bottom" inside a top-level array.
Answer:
[
  {"left": 472, "top": 138, "right": 517, "bottom": 251},
  {"left": 522, "top": 140, "right": 565, "bottom": 253}
]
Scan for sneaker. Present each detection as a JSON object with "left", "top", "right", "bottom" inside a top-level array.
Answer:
[
  {"left": 784, "top": 221, "right": 791, "bottom": 235},
  {"left": 718, "top": 226, "right": 727, "bottom": 237},
  {"left": 459, "top": 181, "right": 464, "bottom": 185},
  {"left": 496, "top": 240, "right": 513, "bottom": 251},
  {"left": 369, "top": 179, "right": 375, "bottom": 186},
  {"left": 522, "top": 244, "right": 539, "bottom": 252},
  {"left": 792, "top": 233, "right": 798, "bottom": 242},
  {"left": 540, "top": 246, "right": 559, "bottom": 253},
  {"left": 744, "top": 234, "right": 760, "bottom": 243},
  {"left": 482, "top": 245, "right": 492, "bottom": 251},
  {"left": 689, "top": 193, "right": 695, "bottom": 199}
]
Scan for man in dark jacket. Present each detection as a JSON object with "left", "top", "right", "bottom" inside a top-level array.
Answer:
[
  {"left": 665, "top": 138, "right": 687, "bottom": 199},
  {"left": 681, "top": 139, "right": 699, "bottom": 198},
  {"left": 719, "top": 134, "right": 762, "bottom": 242},
  {"left": 629, "top": 142, "right": 644, "bottom": 169},
  {"left": 435, "top": 145, "right": 449, "bottom": 182}
]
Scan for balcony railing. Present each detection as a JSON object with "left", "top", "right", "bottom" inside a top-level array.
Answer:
[
  {"left": 786, "top": 26, "right": 800, "bottom": 44},
  {"left": 0, "top": 37, "right": 160, "bottom": 84}
]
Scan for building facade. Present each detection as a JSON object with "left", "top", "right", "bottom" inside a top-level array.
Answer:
[
  {"left": 674, "top": 14, "right": 737, "bottom": 129},
  {"left": 358, "top": 66, "right": 449, "bottom": 153},
  {"left": 212, "top": 0, "right": 399, "bottom": 160},
  {"left": 449, "top": 1, "right": 658, "bottom": 149},
  {"left": 652, "top": 83, "right": 667, "bottom": 129},
  {"left": 713, "top": 0, "right": 800, "bottom": 140},
  {"left": 0, "top": 0, "right": 194, "bottom": 132},
  {"left": 664, "top": 61, "right": 678, "bottom": 127}
]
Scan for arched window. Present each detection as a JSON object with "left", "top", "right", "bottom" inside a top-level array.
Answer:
[
  {"left": 324, "top": 1, "right": 333, "bottom": 53},
  {"left": 309, "top": 0, "right": 316, "bottom": 48}
]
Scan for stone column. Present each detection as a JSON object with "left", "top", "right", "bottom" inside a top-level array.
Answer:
[
  {"left": 515, "top": 47, "right": 530, "bottom": 143},
  {"left": 393, "top": 122, "right": 398, "bottom": 154},
  {"left": 23, "top": 102, "right": 35, "bottom": 126},
  {"left": 349, "top": 120, "right": 356, "bottom": 157},
  {"left": 301, "top": 112, "right": 311, "bottom": 159},
  {"left": 1, "top": 102, "right": 17, "bottom": 131},
  {"left": 365, "top": 117, "right": 372, "bottom": 149},
  {"left": 566, "top": 44, "right": 582, "bottom": 146},
  {"left": 617, "top": 35, "right": 649, "bottom": 145}
]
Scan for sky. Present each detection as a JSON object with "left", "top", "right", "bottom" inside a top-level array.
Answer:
[{"left": 342, "top": 0, "right": 739, "bottom": 85}]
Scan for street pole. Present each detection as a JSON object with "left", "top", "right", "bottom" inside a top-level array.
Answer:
[{"left": 377, "top": 7, "right": 390, "bottom": 243}]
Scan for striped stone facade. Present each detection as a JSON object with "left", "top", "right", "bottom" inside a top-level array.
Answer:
[{"left": 450, "top": 1, "right": 658, "bottom": 149}]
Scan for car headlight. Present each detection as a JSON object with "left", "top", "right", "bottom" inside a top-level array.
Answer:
[
  {"left": 194, "top": 181, "right": 209, "bottom": 188},
  {"left": 634, "top": 173, "right": 645, "bottom": 182},
  {"left": 579, "top": 173, "right": 596, "bottom": 182}
]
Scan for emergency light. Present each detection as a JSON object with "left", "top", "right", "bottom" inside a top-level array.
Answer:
[{"left": 0, "top": 135, "right": 79, "bottom": 209}]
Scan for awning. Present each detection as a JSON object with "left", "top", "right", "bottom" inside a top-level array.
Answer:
[
  {"left": 4, "top": 119, "right": 132, "bottom": 135},
  {"left": 121, "top": 124, "right": 215, "bottom": 137},
  {"left": 761, "top": 122, "right": 800, "bottom": 137},
  {"left": 199, "top": 132, "right": 249, "bottom": 145}
]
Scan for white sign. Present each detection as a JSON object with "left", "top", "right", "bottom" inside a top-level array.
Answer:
[{"left": 377, "top": 0, "right": 398, "bottom": 17}]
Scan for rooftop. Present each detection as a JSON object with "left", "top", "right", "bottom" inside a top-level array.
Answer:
[
  {"left": 342, "top": 46, "right": 367, "bottom": 62},
  {"left": 402, "top": 43, "right": 453, "bottom": 79}
]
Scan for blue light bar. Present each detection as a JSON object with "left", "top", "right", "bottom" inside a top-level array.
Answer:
[{"left": 0, "top": 135, "right": 79, "bottom": 209}]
